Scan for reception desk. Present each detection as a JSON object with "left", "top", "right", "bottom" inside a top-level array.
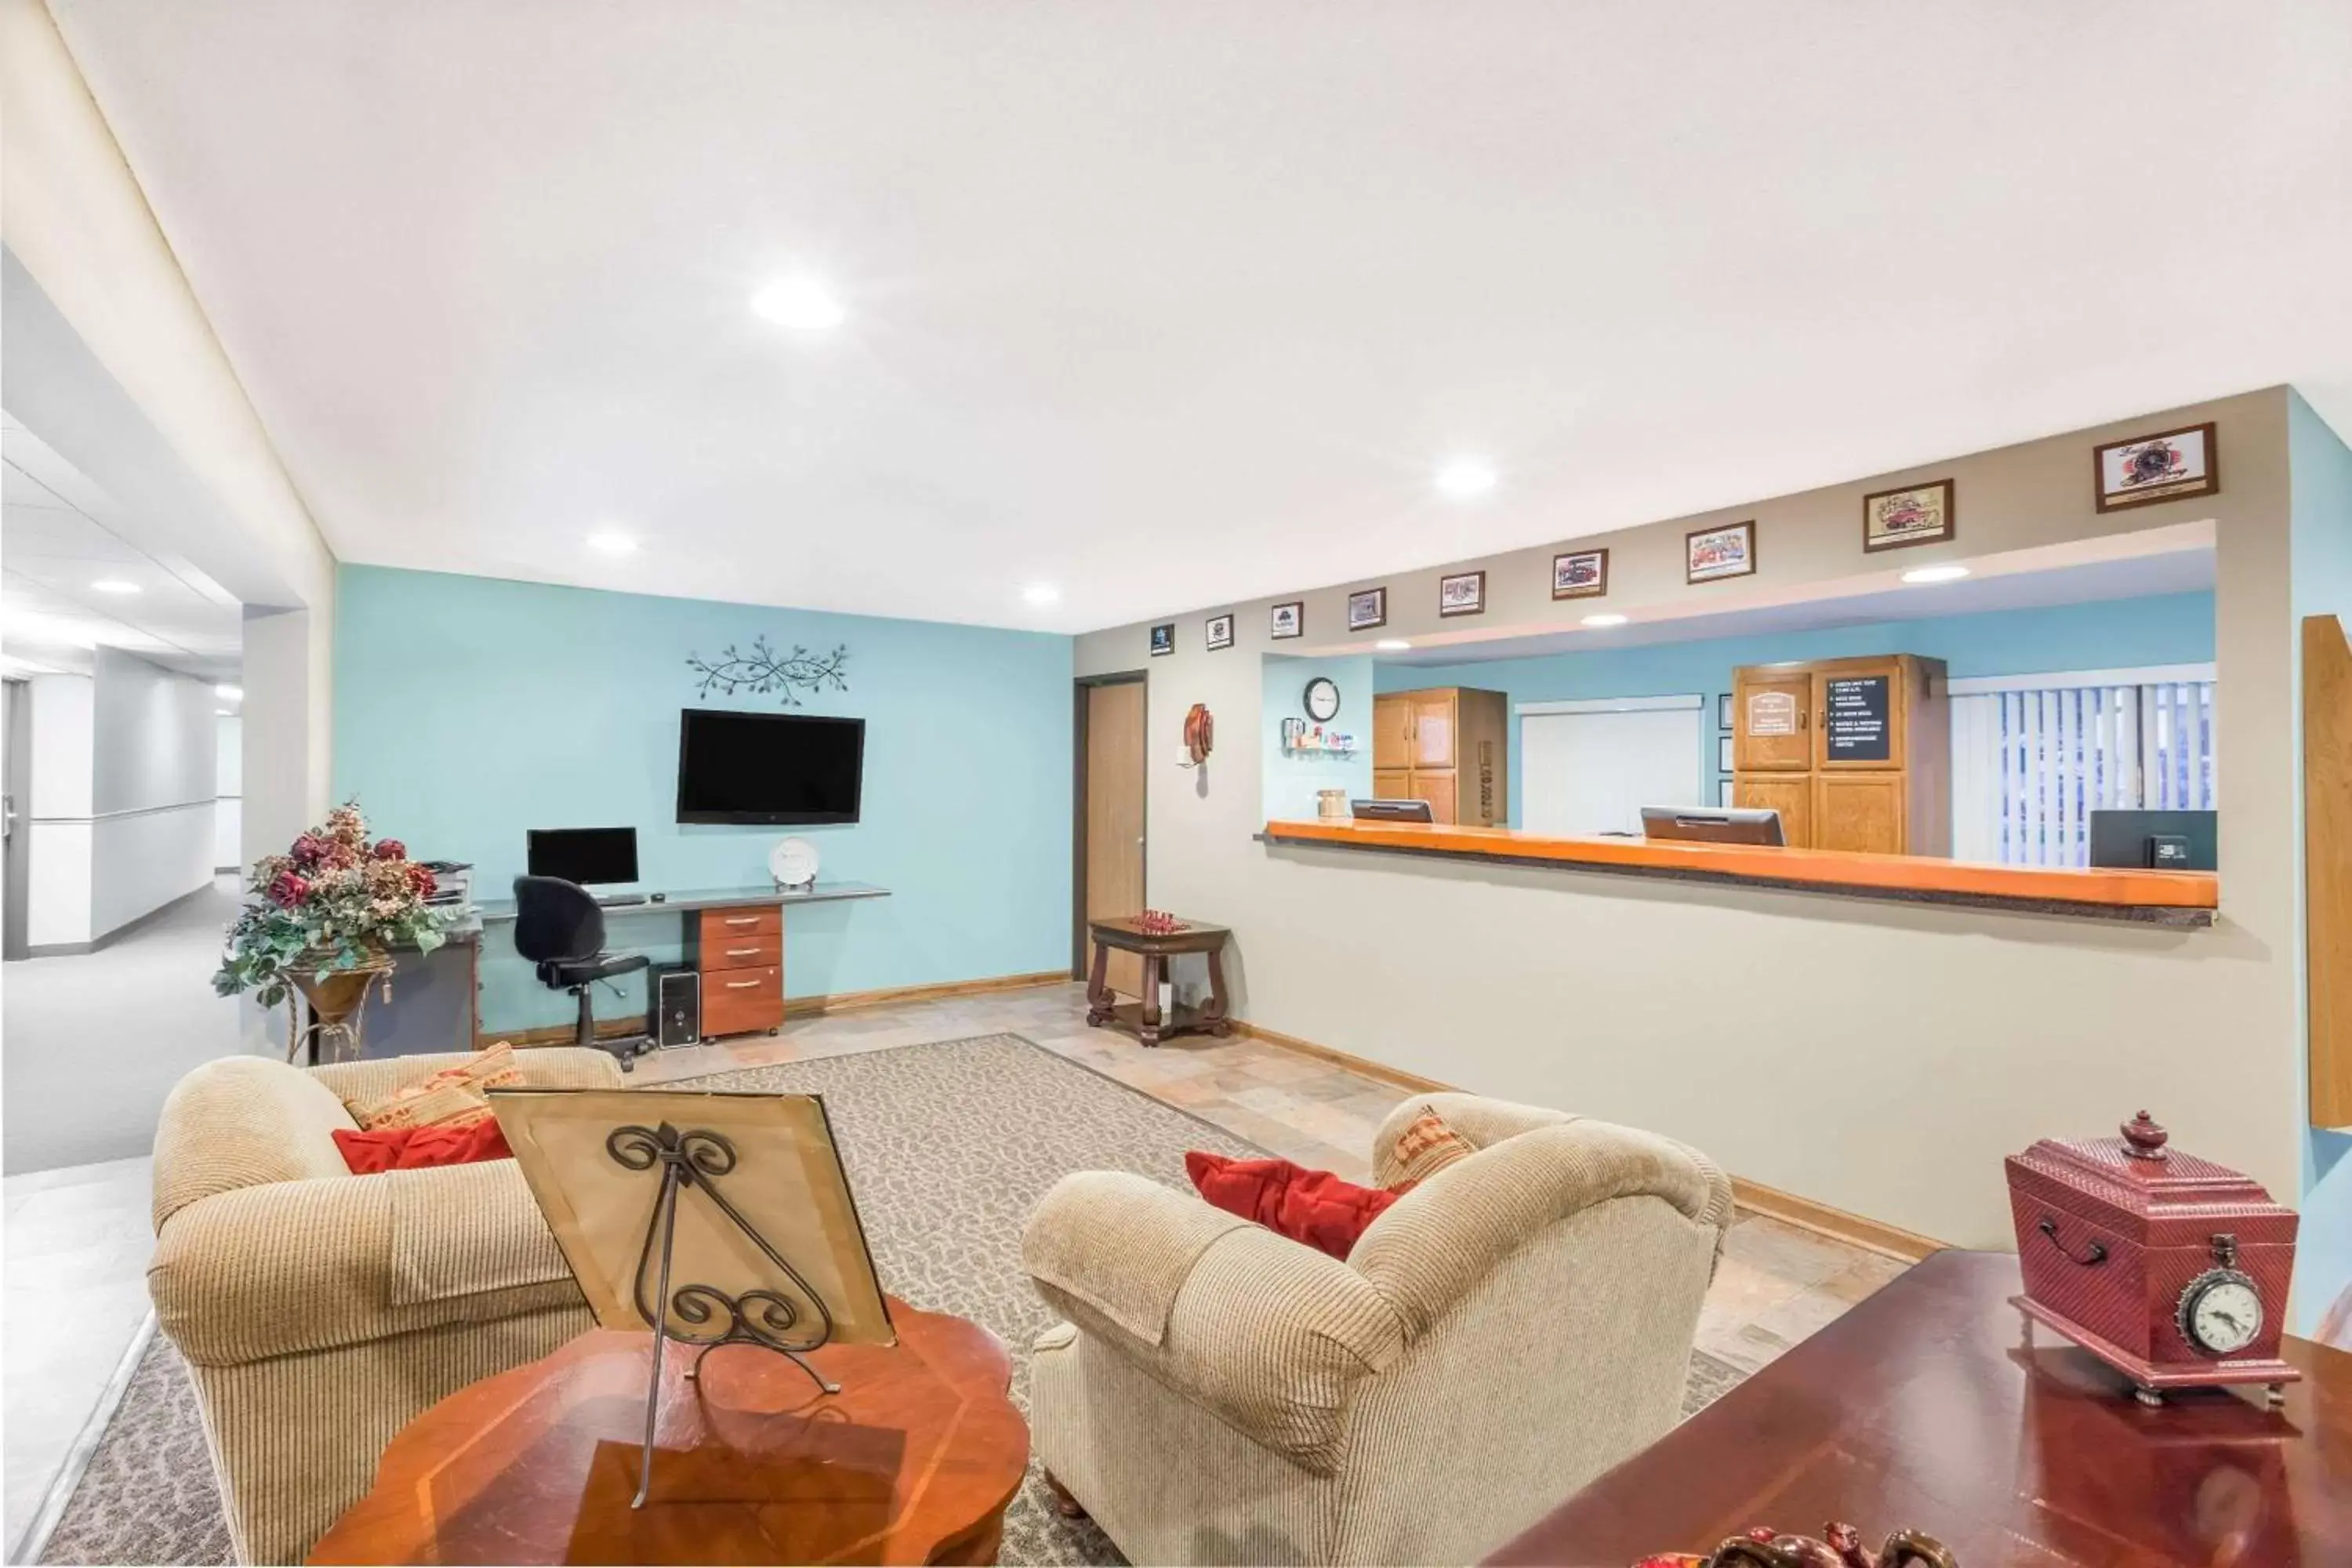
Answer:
[{"left": 1259, "top": 819, "right": 2218, "bottom": 927}]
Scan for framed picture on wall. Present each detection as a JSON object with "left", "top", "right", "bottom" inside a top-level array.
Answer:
[
  {"left": 1718, "top": 774, "right": 1735, "bottom": 804},
  {"left": 2093, "top": 422, "right": 2218, "bottom": 511},
  {"left": 1686, "top": 521, "right": 1756, "bottom": 583},
  {"left": 1438, "top": 570, "right": 1486, "bottom": 617},
  {"left": 1346, "top": 586, "right": 1388, "bottom": 631},
  {"left": 1149, "top": 622, "right": 1174, "bottom": 657},
  {"left": 1552, "top": 548, "right": 1609, "bottom": 600},
  {"left": 1204, "top": 613, "right": 1235, "bottom": 651},
  {"left": 1269, "top": 601, "right": 1304, "bottom": 640},
  {"left": 1862, "top": 478, "right": 1955, "bottom": 552},
  {"left": 1717, "top": 691, "right": 1734, "bottom": 731},
  {"left": 1718, "top": 734, "right": 1737, "bottom": 772}
]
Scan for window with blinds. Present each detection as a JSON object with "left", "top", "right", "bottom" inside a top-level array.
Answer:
[{"left": 1948, "top": 665, "right": 2216, "bottom": 867}]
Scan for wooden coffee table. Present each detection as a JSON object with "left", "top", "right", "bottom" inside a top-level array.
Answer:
[
  {"left": 1085, "top": 915, "right": 1232, "bottom": 1047},
  {"left": 307, "top": 1300, "right": 1027, "bottom": 1566},
  {"left": 1487, "top": 1250, "right": 2352, "bottom": 1566}
]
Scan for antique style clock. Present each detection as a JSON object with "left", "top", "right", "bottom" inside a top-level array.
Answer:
[{"left": 2005, "top": 1112, "right": 2300, "bottom": 1406}]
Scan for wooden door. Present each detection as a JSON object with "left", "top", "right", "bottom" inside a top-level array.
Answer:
[
  {"left": 1735, "top": 673, "right": 1812, "bottom": 771},
  {"left": 1410, "top": 691, "right": 1457, "bottom": 768},
  {"left": 1412, "top": 768, "right": 1459, "bottom": 824},
  {"left": 1374, "top": 767, "right": 1410, "bottom": 800},
  {"left": 1083, "top": 681, "right": 1146, "bottom": 997},
  {"left": 1373, "top": 695, "right": 1413, "bottom": 771},
  {"left": 1815, "top": 773, "right": 1905, "bottom": 855},
  {"left": 1732, "top": 775, "right": 1812, "bottom": 848}
]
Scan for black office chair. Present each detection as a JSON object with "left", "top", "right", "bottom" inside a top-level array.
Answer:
[{"left": 512, "top": 875, "right": 652, "bottom": 1071}]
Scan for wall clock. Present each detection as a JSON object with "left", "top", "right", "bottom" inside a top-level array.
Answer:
[{"left": 1303, "top": 677, "right": 1341, "bottom": 723}]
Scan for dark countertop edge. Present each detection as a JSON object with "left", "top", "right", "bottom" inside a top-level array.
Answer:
[
  {"left": 1254, "top": 831, "right": 2216, "bottom": 928},
  {"left": 471, "top": 883, "right": 892, "bottom": 922}
]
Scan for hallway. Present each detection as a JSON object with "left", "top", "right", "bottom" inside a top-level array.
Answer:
[{"left": 3, "top": 876, "right": 249, "bottom": 1175}]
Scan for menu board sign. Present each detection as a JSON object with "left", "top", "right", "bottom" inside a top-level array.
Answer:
[
  {"left": 1824, "top": 675, "right": 1893, "bottom": 761},
  {"left": 1746, "top": 690, "right": 1799, "bottom": 737}
]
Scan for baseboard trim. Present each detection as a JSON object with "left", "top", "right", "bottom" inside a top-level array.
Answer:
[
  {"left": 21, "top": 882, "right": 218, "bottom": 958},
  {"left": 13, "top": 1309, "right": 155, "bottom": 1565},
  {"left": 1230, "top": 1018, "right": 1946, "bottom": 1264},
  {"left": 485, "top": 970, "right": 1072, "bottom": 1048}
]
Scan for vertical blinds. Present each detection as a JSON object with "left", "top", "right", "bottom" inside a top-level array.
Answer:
[{"left": 1950, "top": 669, "right": 2216, "bottom": 867}]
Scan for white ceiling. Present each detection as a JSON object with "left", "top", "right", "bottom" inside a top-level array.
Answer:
[
  {"left": 45, "top": 2, "right": 2352, "bottom": 634},
  {"left": 2, "top": 413, "right": 245, "bottom": 681}
]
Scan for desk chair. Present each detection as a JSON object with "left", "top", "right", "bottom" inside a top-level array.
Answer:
[{"left": 511, "top": 875, "right": 652, "bottom": 1071}]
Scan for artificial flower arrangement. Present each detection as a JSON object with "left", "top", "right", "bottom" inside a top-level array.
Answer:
[{"left": 212, "top": 802, "right": 447, "bottom": 1009}]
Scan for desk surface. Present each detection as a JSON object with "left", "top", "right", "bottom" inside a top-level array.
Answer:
[
  {"left": 474, "top": 881, "right": 890, "bottom": 923},
  {"left": 1261, "top": 818, "right": 2218, "bottom": 925},
  {"left": 1487, "top": 1250, "right": 2350, "bottom": 1567}
]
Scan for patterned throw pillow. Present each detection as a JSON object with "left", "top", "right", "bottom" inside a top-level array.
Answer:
[
  {"left": 351, "top": 1043, "right": 524, "bottom": 1131},
  {"left": 1390, "top": 1106, "right": 1475, "bottom": 1185}
]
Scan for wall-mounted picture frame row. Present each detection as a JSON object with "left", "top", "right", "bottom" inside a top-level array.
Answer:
[{"left": 1151, "top": 422, "right": 2218, "bottom": 655}]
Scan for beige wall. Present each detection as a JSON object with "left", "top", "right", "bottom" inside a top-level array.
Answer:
[{"left": 1078, "top": 388, "right": 2303, "bottom": 1246}]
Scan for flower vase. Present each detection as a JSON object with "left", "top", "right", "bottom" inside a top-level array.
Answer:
[{"left": 286, "top": 949, "right": 395, "bottom": 1064}]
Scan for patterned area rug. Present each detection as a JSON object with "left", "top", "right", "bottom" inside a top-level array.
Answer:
[{"left": 42, "top": 1033, "right": 1746, "bottom": 1565}]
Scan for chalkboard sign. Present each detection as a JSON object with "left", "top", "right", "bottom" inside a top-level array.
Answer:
[{"left": 1824, "top": 674, "right": 1893, "bottom": 761}]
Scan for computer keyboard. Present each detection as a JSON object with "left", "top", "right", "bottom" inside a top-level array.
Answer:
[{"left": 595, "top": 893, "right": 648, "bottom": 907}]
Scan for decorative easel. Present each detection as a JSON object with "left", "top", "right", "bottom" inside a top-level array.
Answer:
[{"left": 608, "top": 1121, "right": 844, "bottom": 1508}]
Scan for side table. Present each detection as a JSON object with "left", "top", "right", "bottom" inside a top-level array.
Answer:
[
  {"left": 1084, "top": 915, "right": 1232, "bottom": 1047},
  {"left": 307, "top": 1299, "right": 1027, "bottom": 1566}
]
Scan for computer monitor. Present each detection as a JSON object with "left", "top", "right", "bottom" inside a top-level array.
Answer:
[
  {"left": 1640, "top": 806, "right": 1786, "bottom": 847},
  {"left": 2089, "top": 809, "right": 2217, "bottom": 871},
  {"left": 526, "top": 826, "right": 640, "bottom": 886},
  {"left": 1351, "top": 798, "right": 1436, "bottom": 823}
]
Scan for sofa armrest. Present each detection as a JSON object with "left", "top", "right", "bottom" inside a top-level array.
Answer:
[
  {"left": 1022, "top": 1171, "right": 1405, "bottom": 1474},
  {"left": 151, "top": 1157, "right": 584, "bottom": 1367}
]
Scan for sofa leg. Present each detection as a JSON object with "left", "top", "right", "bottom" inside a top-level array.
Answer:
[{"left": 1044, "top": 1470, "right": 1088, "bottom": 1519}]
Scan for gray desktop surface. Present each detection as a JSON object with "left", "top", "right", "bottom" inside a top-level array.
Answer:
[{"left": 473, "top": 880, "right": 891, "bottom": 923}]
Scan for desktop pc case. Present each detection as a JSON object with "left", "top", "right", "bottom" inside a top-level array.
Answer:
[{"left": 648, "top": 965, "right": 701, "bottom": 1048}]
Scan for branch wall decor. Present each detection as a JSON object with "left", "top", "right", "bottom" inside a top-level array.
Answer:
[{"left": 686, "top": 635, "right": 851, "bottom": 705}]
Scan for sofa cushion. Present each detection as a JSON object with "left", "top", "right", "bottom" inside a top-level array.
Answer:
[
  {"left": 1184, "top": 1152, "right": 1406, "bottom": 1261},
  {"left": 350, "top": 1042, "right": 524, "bottom": 1131},
  {"left": 153, "top": 1057, "right": 358, "bottom": 1229},
  {"left": 333, "top": 1117, "right": 514, "bottom": 1174}
]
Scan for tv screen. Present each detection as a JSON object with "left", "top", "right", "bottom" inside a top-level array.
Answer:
[{"left": 677, "top": 710, "right": 865, "bottom": 825}]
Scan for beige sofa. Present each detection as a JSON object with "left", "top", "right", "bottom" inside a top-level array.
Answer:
[
  {"left": 1022, "top": 1093, "right": 1734, "bottom": 1566},
  {"left": 148, "top": 1047, "right": 622, "bottom": 1564}
]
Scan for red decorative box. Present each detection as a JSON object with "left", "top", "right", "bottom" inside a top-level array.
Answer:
[{"left": 2005, "top": 1112, "right": 2299, "bottom": 1404}]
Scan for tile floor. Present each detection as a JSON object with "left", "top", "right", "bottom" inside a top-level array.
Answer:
[{"left": 2, "top": 979, "right": 1911, "bottom": 1563}]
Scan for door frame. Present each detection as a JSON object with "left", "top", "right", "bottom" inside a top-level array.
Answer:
[{"left": 1073, "top": 671, "right": 1148, "bottom": 978}]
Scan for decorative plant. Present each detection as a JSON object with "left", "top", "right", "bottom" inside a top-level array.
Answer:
[
  {"left": 212, "top": 802, "right": 446, "bottom": 1008},
  {"left": 686, "top": 635, "right": 850, "bottom": 705}
]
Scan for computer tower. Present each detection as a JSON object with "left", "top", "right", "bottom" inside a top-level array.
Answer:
[{"left": 648, "top": 965, "right": 701, "bottom": 1047}]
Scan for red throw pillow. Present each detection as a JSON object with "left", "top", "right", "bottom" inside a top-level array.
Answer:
[
  {"left": 333, "top": 1116, "right": 514, "bottom": 1175},
  {"left": 1184, "top": 1151, "right": 1406, "bottom": 1260}
]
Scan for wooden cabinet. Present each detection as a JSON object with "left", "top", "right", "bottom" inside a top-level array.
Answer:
[
  {"left": 1370, "top": 688, "right": 1508, "bottom": 826},
  {"left": 1730, "top": 655, "right": 1947, "bottom": 855},
  {"left": 688, "top": 902, "right": 786, "bottom": 1036}
]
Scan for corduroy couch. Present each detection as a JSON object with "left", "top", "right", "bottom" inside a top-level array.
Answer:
[
  {"left": 1021, "top": 1092, "right": 1734, "bottom": 1566},
  {"left": 147, "top": 1047, "right": 622, "bottom": 1564}
]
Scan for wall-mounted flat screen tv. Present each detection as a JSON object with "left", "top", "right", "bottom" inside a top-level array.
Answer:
[{"left": 677, "top": 710, "right": 865, "bottom": 825}]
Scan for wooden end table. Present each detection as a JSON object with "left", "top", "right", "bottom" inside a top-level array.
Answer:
[
  {"left": 1486, "top": 1250, "right": 2352, "bottom": 1567},
  {"left": 1084, "top": 915, "right": 1232, "bottom": 1047},
  {"left": 307, "top": 1300, "right": 1028, "bottom": 1566}
]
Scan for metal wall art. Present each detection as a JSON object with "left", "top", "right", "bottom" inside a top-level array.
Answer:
[{"left": 687, "top": 635, "right": 850, "bottom": 705}]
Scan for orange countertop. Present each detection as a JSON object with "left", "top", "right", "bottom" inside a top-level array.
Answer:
[{"left": 1259, "top": 818, "right": 2219, "bottom": 924}]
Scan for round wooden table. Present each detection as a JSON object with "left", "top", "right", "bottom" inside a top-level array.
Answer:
[{"left": 307, "top": 1301, "right": 1028, "bottom": 1566}]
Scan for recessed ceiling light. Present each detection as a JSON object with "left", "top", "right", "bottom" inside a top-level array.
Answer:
[
  {"left": 90, "top": 579, "right": 140, "bottom": 594},
  {"left": 1375, "top": 638, "right": 1412, "bottom": 652},
  {"left": 1900, "top": 564, "right": 1970, "bottom": 584},
  {"left": 1022, "top": 583, "right": 1060, "bottom": 607},
  {"left": 216, "top": 707, "right": 234, "bottom": 716},
  {"left": 751, "top": 276, "right": 847, "bottom": 332},
  {"left": 1581, "top": 612, "right": 1629, "bottom": 627},
  {"left": 586, "top": 531, "right": 637, "bottom": 556},
  {"left": 1434, "top": 459, "right": 1498, "bottom": 502},
  {"left": 214, "top": 684, "right": 242, "bottom": 701}
]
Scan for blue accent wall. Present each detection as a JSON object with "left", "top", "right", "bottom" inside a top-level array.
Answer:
[
  {"left": 1377, "top": 591, "right": 2214, "bottom": 820},
  {"left": 1261, "top": 654, "right": 1374, "bottom": 820},
  {"left": 333, "top": 566, "right": 1073, "bottom": 1032}
]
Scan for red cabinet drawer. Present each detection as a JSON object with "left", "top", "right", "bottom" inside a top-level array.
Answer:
[
  {"left": 700, "top": 933, "right": 781, "bottom": 971},
  {"left": 702, "top": 964, "right": 782, "bottom": 1037}
]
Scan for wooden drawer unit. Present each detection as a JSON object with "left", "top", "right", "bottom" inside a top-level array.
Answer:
[
  {"left": 702, "top": 964, "right": 783, "bottom": 1038},
  {"left": 691, "top": 902, "right": 785, "bottom": 1036}
]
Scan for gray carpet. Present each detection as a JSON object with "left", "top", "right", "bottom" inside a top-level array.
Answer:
[{"left": 42, "top": 1033, "right": 1748, "bottom": 1564}]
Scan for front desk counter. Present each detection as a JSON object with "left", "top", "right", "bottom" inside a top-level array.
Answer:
[{"left": 1258, "top": 819, "right": 2218, "bottom": 927}]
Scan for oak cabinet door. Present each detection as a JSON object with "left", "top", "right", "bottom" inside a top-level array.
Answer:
[
  {"left": 1373, "top": 695, "right": 1414, "bottom": 771},
  {"left": 1374, "top": 768, "right": 1410, "bottom": 800},
  {"left": 1410, "top": 692, "right": 1457, "bottom": 768},
  {"left": 1735, "top": 674, "right": 1813, "bottom": 772},
  {"left": 1814, "top": 773, "right": 1905, "bottom": 855},
  {"left": 1412, "top": 769, "right": 1459, "bottom": 824},
  {"left": 1731, "top": 775, "right": 1812, "bottom": 848}
]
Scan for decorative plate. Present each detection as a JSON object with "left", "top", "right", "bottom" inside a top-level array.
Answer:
[{"left": 768, "top": 836, "right": 820, "bottom": 889}]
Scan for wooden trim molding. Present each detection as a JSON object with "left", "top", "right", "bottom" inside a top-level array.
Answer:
[
  {"left": 2307, "top": 614, "right": 2352, "bottom": 1128},
  {"left": 484, "top": 970, "right": 1070, "bottom": 1048},
  {"left": 1261, "top": 818, "right": 2218, "bottom": 924},
  {"left": 1235, "top": 1019, "right": 1946, "bottom": 1261}
]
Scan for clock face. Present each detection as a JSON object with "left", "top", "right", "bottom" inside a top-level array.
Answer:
[
  {"left": 2179, "top": 1271, "right": 2263, "bottom": 1356},
  {"left": 1303, "top": 677, "right": 1341, "bottom": 723}
]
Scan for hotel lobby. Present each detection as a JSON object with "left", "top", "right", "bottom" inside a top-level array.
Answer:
[{"left": 2, "top": 5, "right": 2349, "bottom": 1566}]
